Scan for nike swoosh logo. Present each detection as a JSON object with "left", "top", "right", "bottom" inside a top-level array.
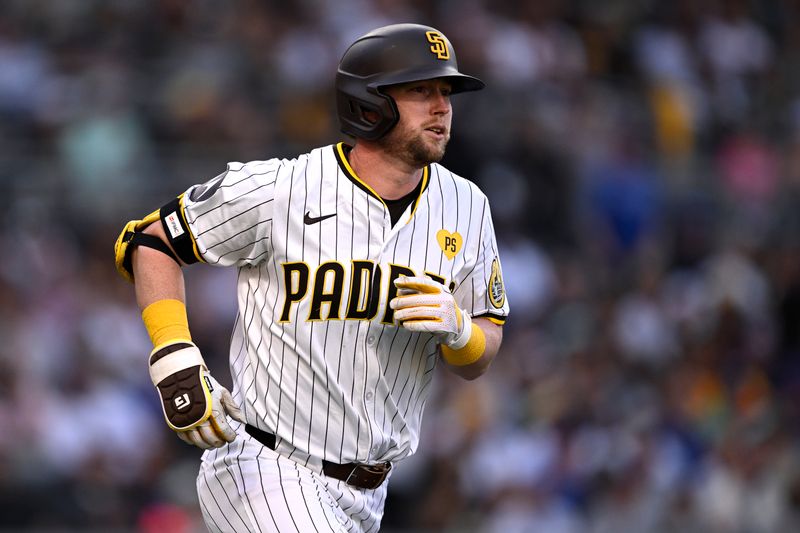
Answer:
[{"left": 304, "top": 211, "right": 336, "bottom": 225}]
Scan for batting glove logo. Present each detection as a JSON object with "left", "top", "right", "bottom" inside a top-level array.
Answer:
[{"left": 173, "top": 393, "right": 191, "bottom": 411}]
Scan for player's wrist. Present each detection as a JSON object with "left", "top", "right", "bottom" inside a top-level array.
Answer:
[
  {"left": 446, "top": 309, "right": 471, "bottom": 349},
  {"left": 142, "top": 298, "right": 192, "bottom": 347},
  {"left": 441, "top": 319, "right": 486, "bottom": 366}
]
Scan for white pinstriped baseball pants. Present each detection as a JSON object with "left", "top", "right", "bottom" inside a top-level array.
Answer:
[{"left": 196, "top": 429, "right": 389, "bottom": 533}]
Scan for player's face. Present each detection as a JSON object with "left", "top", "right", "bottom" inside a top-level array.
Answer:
[{"left": 379, "top": 79, "right": 453, "bottom": 167}]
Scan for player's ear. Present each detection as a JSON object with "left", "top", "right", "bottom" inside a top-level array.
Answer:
[{"left": 361, "top": 107, "right": 379, "bottom": 124}]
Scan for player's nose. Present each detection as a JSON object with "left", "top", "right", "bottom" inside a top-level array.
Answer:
[
  {"left": 429, "top": 89, "right": 451, "bottom": 115},
  {"left": 431, "top": 95, "right": 450, "bottom": 115}
]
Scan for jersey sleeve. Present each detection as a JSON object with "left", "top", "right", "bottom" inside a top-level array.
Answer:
[
  {"left": 178, "top": 159, "right": 279, "bottom": 267},
  {"left": 453, "top": 196, "right": 510, "bottom": 324}
]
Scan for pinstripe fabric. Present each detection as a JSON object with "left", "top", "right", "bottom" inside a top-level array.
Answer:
[
  {"left": 179, "top": 144, "right": 508, "bottom": 531},
  {"left": 197, "top": 426, "right": 387, "bottom": 532}
]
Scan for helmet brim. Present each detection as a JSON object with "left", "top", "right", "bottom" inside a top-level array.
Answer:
[{"left": 368, "top": 66, "right": 485, "bottom": 94}]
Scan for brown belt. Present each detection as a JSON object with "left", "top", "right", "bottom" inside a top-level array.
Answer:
[{"left": 245, "top": 424, "right": 391, "bottom": 490}]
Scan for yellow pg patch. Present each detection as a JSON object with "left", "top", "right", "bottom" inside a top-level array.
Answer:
[{"left": 437, "top": 229, "right": 462, "bottom": 260}]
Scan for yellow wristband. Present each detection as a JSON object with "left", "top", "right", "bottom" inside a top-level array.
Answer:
[
  {"left": 440, "top": 323, "right": 486, "bottom": 366},
  {"left": 142, "top": 299, "right": 192, "bottom": 347}
]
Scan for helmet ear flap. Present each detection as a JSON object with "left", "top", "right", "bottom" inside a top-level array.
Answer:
[{"left": 335, "top": 80, "right": 399, "bottom": 141}]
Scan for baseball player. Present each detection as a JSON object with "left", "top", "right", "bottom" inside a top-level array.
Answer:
[{"left": 114, "top": 23, "right": 509, "bottom": 532}]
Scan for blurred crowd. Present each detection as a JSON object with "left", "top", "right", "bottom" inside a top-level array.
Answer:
[{"left": 1, "top": 0, "right": 800, "bottom": 531}]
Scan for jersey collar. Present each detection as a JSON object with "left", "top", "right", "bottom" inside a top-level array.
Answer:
[{"left": 334, "top": 142, "right": 430, "bottom": 223}]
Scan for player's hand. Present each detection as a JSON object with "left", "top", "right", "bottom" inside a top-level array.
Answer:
[
  {"left": 149, "top": 341, "right": 245, "bottom": 450},
  {"left": 389, "top": 276, "right": 472, "bottom": 348}
]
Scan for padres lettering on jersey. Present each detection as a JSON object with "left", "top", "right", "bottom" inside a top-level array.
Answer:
[
  {"left": 278, "top": 261, "right": 453, "bottom": 324},
  {"left": 177, "top": 143, "right": 509, "bottom": 466}
]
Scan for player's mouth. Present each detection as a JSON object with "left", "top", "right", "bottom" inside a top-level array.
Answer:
[{"left": 424, "top": 126, "right": 448, "bottom": 139}]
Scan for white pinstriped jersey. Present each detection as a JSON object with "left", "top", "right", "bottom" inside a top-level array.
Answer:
[{"left": 177, "top": 142, "right": 509, "bottom": 466}]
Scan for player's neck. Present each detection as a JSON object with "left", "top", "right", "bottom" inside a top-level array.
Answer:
[{"left": 348, "top": 143, "right": 423, "bottom": 201}]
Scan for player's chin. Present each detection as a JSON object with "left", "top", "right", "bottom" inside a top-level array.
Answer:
[
  {"left": 412, "top": 138, "right": 447, "bottom": 165},
  {"left": 428, "top": 144, "right": 447, "bottom": 164}
]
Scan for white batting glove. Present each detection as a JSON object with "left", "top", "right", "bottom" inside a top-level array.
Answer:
[
  {"left": 389, "top": 276, "right": 473, "bottom": 349},
  {"left": 149, "top": 341, "right": 245, "bottom": 450}
]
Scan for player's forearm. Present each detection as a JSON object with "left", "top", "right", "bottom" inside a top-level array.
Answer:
[
  {"left": 131, "top": 223, "right": 192, "bottom": 347},
  {"left": 132, "top": 223, "right": 186, "bottom": 310},
  {"left": 444, "top": 317, "right": 502, "bottom": 380}
]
